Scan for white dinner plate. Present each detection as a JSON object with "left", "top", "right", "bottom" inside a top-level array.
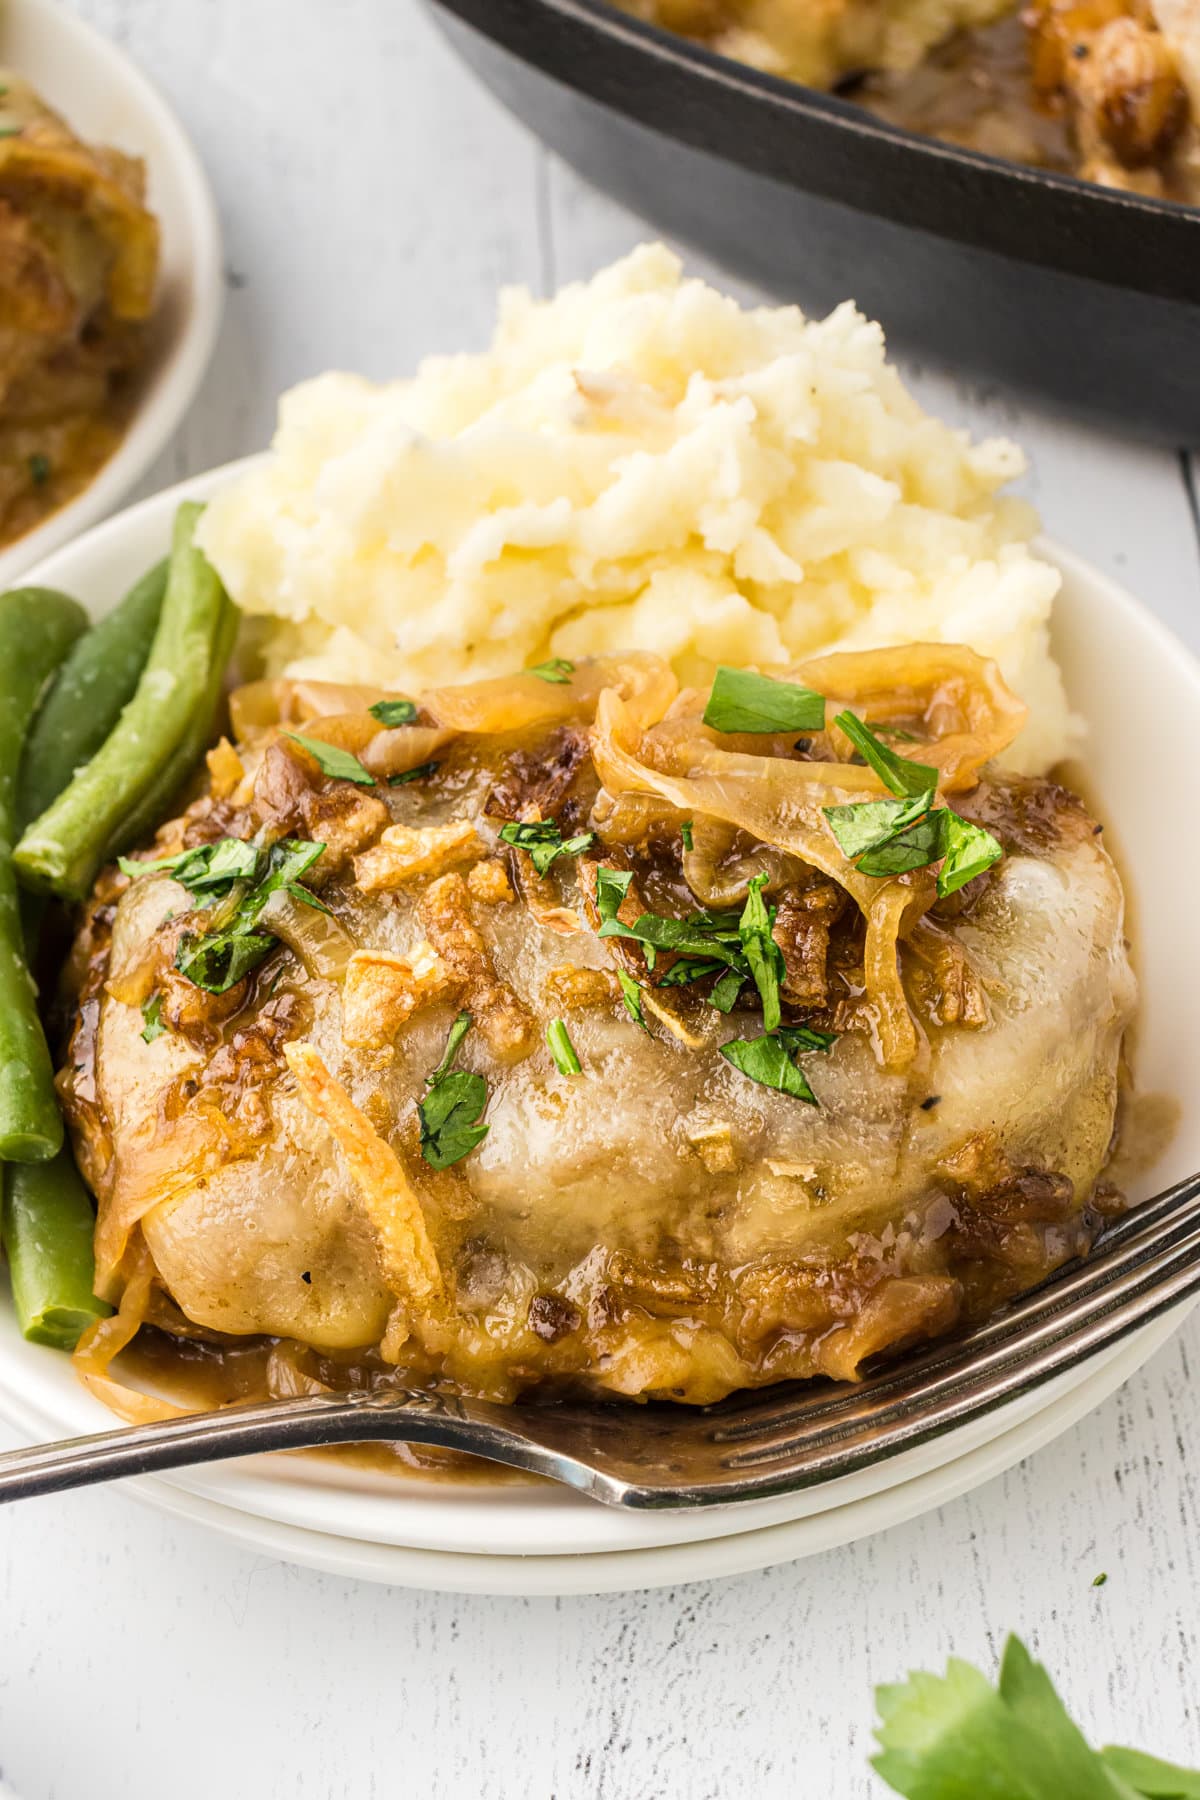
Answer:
[
  {"left": 0, "top": 1308, "right": 1185, "bottom": 1594},
  {"left": 1, "top": 464, "right": 1196, "bottom": 1582},
  {"left": 0, "top": 0, "right": 222, "bottom": 587}
]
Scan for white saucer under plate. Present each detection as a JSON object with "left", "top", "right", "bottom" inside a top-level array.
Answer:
[
  {"left": 0, "top": 0, "right": 223, "bottom": 587},
  {"left": 1, "top": 463, "right": 1196, "bottom": 1582},
  {"left": 0, "top": 1309, "right": 1184, "bottom": 1594}
]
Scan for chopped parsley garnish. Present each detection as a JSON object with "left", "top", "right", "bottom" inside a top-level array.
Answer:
[
  {"left": 527, "top": 658, "right": 575, "bottom": 684},
  {"left": 388, "top": 760, "right": 439, "bottom": 786},
  {"left": 595, "top": 866, "right": 633, "bottom": 927},
  {"left": 499, "top": 820, "right": 595, "bottom": 877},
  {"left": 175, "top": 838, "right": 326, "bottom": 994},
  {"left": 546, "top": 1018, "right": 582, "bottom": 1075},
  {"left": 720, "top": 1026, "right": 835, "bottom": 1104},
  {"left": 937, "top": 810, "right": 1005, "bottom": 897},
  {"left": 708, "top": 967, "right": 745, "bottom": 1013},
  {"left": 737, "top": 872, "right": 784, "bottom": 1032},
  {"left": 834, "top": 711, "right": 938, "bottom": 798},
  {"left": 703, "top": 666, "right": 826, "bottom": 735},
  {"left": 140, "top": 994, "right": 166, "bottom": 1044},
  {"left": 656, "top": 957, "right": 725, "bottom": 988},
  {"left": 612, "top": 913, "right": 743, "bottom": 963},
  {"left": 287, "top": 732, "right": 374, "bottom": 786},
  {"left": 418, "top": 1011, "right": 489, "bottom": 1170},
  {"left": 28, "top": 452, "right": 50, "bottom": 486},
  {"left": 596, "top": 870, "right": 758, "bottom": 1010},
  {"left": 825, "top": 797, "right": 1002, "bottom": 894},
  {"left": 680, "top": 820, "right": 694, "bottom": 853},
  {"left": 119, "top": 836, "right": 262, "bottom": 900},
  {"left": 369, "top": 697, "right": 418, "bottom": 726},
  {"left": 617, "top": 970, "right": 648, "bottom": 1031},
  {"left": 823, "top": 793, "right": 932, "bottom": 861},
  {"left": 1092, "top": 1572, "right": 1108, "bottom": 1588},
  {"left": 430, "top": 1008, "right": 473, "bottom": 1080},
  {"left": 857, "top": 813, "right": 946, "bottom": 878},
  {"left": 823, "top": 715, "right": 1002, "bottom": 896},
  {"left": 177, "top": 929, "right": 276, "bottom": 994},
  {"left": 872, "top": 1634, "right": 1200, "bottom": 1800}
]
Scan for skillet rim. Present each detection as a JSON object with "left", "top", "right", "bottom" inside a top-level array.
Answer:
[{"left": 428, "top": 0, "right": 1200, "bottom": 306}]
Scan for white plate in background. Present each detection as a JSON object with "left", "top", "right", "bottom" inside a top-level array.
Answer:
[
  {"left": 0, "top": 0, "right": 222, "bottom": 586},
  {"left": 0, "top": 470, "right": 1195, "bottom": 1584}
]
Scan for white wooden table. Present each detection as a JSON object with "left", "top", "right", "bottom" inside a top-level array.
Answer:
[{"left": 0, "top": 5, "right": 1197, "bottom": 1796}]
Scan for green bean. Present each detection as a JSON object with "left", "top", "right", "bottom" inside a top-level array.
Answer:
[
  {"left": 17, "top": 558, "right": 168, "bottom": 828},
  {"left": 0, "top": 587, "right": 88, "bottom": 1159},
  {"left": 3, "top": 1151, "right": 111, "bottom": 1347},
  {"left": 112, "top": 592, "right": 238, "bottom": 852},
  {"left": 15, "top": 503, "right": 231, "bottom": 900}
]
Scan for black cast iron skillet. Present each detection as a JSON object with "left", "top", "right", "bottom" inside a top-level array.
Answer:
[{"left": 427, "top": 0, "right": 1200, "bottom": 443}]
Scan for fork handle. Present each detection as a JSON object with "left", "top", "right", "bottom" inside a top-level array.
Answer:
[{"left": 0, "top": 1387, "right": 561, "bottom": 1503}]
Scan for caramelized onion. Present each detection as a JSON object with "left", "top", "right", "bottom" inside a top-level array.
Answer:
[
  {"left": 258, "top": 888, "right": 356, "bottom": 979},
  {"left": 588, "top": 644, "right": 1019, "bottom": 1073},
  {"left": 791, "top": 644, "right": 1024, "bottom": 792},
  {"left": 230, "top": 678, "right": 394, "bottom": 739},
  {"left": 73, "top": 1245, "right": 186, "bottom": 1424},
  {"left": 359, "top": 725, "right": 454, "bottom": 780},
  {"left": 423, "top": 653, "right": 677, "bottom": 735}
]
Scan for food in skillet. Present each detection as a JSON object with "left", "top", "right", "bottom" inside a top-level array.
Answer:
[
  {"left": 615, "top": 0, "right": 1200, "bottom": 203},
  {"left": 0, "top": 73, "right": 159, "bottom": 548},
  {"left": 58, "top": 640, "right": 1134, "bottom": 1413}
]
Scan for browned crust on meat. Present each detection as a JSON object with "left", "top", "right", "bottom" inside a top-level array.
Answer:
[{"left": 419, "top": 872, "right": 537, "bottom": 1062}]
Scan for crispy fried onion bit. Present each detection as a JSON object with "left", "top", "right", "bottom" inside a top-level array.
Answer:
[
  {"left": 284, "top": 1042, "right": 449, "bottom": 1359},
  {"left": 590, "top": 644, "right": 1025, "bottom": 1071}
]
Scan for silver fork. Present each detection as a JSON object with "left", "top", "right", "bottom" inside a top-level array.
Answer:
[{"left": 1, "top": 1169, "right": 1197, "bottom": 1510}]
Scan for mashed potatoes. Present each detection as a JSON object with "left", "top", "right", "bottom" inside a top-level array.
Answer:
[{"left": 199, "top": 244, "right": 1074, "bottom": 775}]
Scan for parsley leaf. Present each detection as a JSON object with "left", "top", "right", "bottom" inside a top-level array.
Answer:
[
  {"left": 287, "top": 732, "right": 375, "bottom": 786},
  {"left": 834, "top": 711, "right": 938, "bottom": 799},
  {"left": 824, "top": 782, "right": 1003, "bottom": 892},
  {"left": 175, "top": 839, "right": 326, "bottom": 993},
  {"left": 617, "top": 970, "right": 648, "bottom": 1031},
  {"left": 703, "top": 667, "right": 825, "bottom": 735},
  {"left": 176, "top": 929, "right": 277, "bottom": 993},
  {"left": 1102, "top": 1749, "right": 1200, "bottom": 1797},
  {"left": 776, "top": 1024, "right": 838, "bottom": 1054},
  {"left": 823, "top": 792, "right": 934, "bottom": 861},
  {"left": 419, "top": 1011, "right": 489, "bottom": 1170},
  {"left": 388, "top": 761, "right": 439, "bottom": 785},
  {"left": 527, "top": 659, "right": 575, "bottom": 684},
  {"left": 738, "top": 873, "right": 784, "bottom": 1032},
  {"left": 140, "top": 994, "right": 166, "bottom": 1043},
  {"left": 720, "top": 1030, "right": 823, "bottom": 1104},
  {"left": 419, "top": 1071, "right": 489, "bottom": 1170},
  {"left": 656, "top": 957, "right": 724, "bottom": 988},
  {"left": 619, "top": 914, "right": 745, "bottom": 966},
  {"left": 431, "top": 1009, "right": 473, "bottom": 1081},
  {"left": 857, "top": 813, "right": 946, "bottom": 878},
  {"left": 596, "top": 866, "right": 633, "bottom": 926},
  {"left": 872, "top": 1635, "right": 1169, "bottom": 1800},
  {"left": 119, "top": 837, "right": 263, "bottom": 899},
  {"left": 708, "top": 967, "right": 745, "bottom": 1013},
  {"left": 937, "top": 810, "right": 1004, "bottom": 898},
  {"left": 680, "top": 820, "right": 694, "bottom": 853},
  {"left": 369, "top": 698, "right": 418, "bottom": 726},
  {"left": 546, "top": 1018, "right": 582, "bottom": 1074},
  {"left": 499, "top": 820, "right": 595, "bottom": 877}
]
